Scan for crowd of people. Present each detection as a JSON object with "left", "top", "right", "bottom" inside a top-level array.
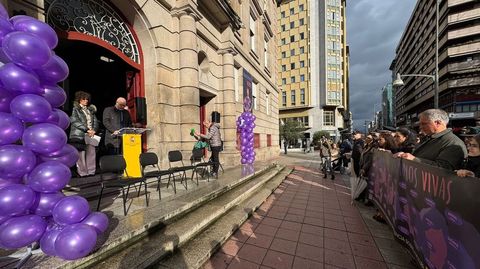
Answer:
[{"left": 342, "top": 108, "right": 479, "bottom": 223}]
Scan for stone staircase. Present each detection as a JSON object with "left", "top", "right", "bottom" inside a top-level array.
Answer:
[{"left": 17, "top": 163, "right": 290, "bottom": 269}]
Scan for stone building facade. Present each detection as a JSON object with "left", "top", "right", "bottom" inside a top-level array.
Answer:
[{"left": 3, "top": 0, "right": 280, "bottom": 167}]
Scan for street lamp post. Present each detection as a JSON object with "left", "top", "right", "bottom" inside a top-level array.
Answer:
[{"left": 393, "top": 0, "right": 440, "bottom": 109}]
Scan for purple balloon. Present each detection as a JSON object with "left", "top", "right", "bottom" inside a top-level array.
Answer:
[
  {"left": 12, "top": 18, "right": 58, "bottom": 49},
  {"left": 0, "top": 18, "right": 14, "bottom": 43},
  {"left": 45, "top": 108, "right": 70, "bottom": 130},
  {"left": 39, "top": 144, "right": 79, "bottom": 168},
  {"left": 22, "top": 123, "right": 66, "bottom": 154},
  {"left": 0, "top": 63, "right": 41, "bottom": 95},
  {"left": 2, "top": 31, "right": 52, "bottom": 68},
  {"left": 40, "top": 227, "right": 62, "bottom": 256},
  {"left": 0, "top": 87, "right": 14, "bottom": 112},
  {"left": 0, "top": 214, "right": 47, "bottom": 249},
  {"left": 54, "top": 223, "right": 97, "bottom": 260},
  {"left": 0, "top": 215, "right": 9, "bottom": 225},
  {"left": 26, "top": 161, "right": 70, "bottom": 193},
  {"left": 0, "top": 145, "right": 36, "bottom": 178},
  {"left": 36, "top": 55, "right": 69, "bottom": 83},
  {"left": 0, "top": 184, "right": 35, "bottom": 216},
  {"left": 11, "top": 93, "right": 52, "bottom": 123},
  {"left": 0, "top": 178, "right": 14, "bottom": 189},
  {"left": 42, "top": 84, "right": 67, "bottom": 107},
  {"left": 0, "top": 4, "right": 7, "bottom": 20},
  {"left": 53, "top": 196, "right": 90, "bottom": 225},
  {"left": 0, "top": 112, "right": 23, "bottom": 145},
  {"left": 9, "top": 15, "right": 32, "bottom": 25},
  {"left": 31, "top": 191, "right": 65, "bottom": 217},
  {"left": 81, "top": 212, "right": 109, "bottom": 235}
]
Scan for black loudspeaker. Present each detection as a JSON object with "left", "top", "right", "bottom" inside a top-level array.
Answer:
[
  {"left": 134, "top": 97, "right": 147, "bottom": 125},
  {"left": 211, "top": 111, "right": 220, "bottom": 123}
]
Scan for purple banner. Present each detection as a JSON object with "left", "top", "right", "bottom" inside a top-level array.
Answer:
[{"left": 369, "top": 151, "right": 480, "bottom": 269}]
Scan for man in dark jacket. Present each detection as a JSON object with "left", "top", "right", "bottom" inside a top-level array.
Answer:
[
  {"left": 102, "top": 97, "right": 132, "bottom": 154},
  {"left": 351, "top": 131, "right": 364, "bottom": 177},
  {"left": 397, "top": 109, "right": 467, "bottom": 171}
]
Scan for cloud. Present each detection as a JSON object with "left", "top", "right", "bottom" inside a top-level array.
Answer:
[{"left": 347, "top": 0, "right": 416, "bottom": 130}]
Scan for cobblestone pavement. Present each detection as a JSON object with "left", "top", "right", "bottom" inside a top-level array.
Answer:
[{"left": 203, "top": 154, "right": 419, "bottom": 269}]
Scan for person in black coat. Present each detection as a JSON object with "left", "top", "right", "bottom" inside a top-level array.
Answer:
[
  {"left": 457, "top": 134, "right": 480, "bottom": 178},
  {"left": 69, "top": 91, "right": 99, "bottom": 176},
  {"left": 394, "top": 127, "right": 417, "bottom": 154},
  {"left": 102, "top": 97, "right": 132, "bottom": 155},
  {"left": 351, "top": 131, "right": 364, "bottom": 177}
]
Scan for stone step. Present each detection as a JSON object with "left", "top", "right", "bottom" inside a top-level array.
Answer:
[
  {"left": 19, "top": 163, "right": 277, "bottom": 269},
  {"left": 157, "top": 168, "right": 291, "bottom": 269},
  {"left": 88, "top": 165, "right": 287, "bottom": 269}
]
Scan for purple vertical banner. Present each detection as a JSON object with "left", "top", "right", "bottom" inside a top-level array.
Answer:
[
  {"left": 243, "top": 69, "right": 253, "bottom": 112},
  {"left": 369, "top": 151, "right": 480, "bottom": 269}
]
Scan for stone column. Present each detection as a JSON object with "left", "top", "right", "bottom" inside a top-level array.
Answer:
[
  {"left": 177, "top": 10, "right": 200, "bottom": 153},
  {"left": 219, "top": 48, "right": 239, "bottom": 165}
]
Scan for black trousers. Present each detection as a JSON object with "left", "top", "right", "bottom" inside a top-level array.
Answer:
[{"left": 210, "top": 146, "right": 222, "bottom": 173}]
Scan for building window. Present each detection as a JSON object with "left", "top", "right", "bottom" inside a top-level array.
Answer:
[
  {"left": 252, "top": 82, "right": 257, "bottom": 110},
  {"left": 282, "top": 51, "right": 286, "bottom": 58},
  {"left": 266, "top": 92, "right": 270, "bottom": 115},
  {"left": 234, "top": 67, "right": 239, "bottom": 102},
  {"left": 267, "top": 134, "right": 272, "bottom": 147},
  {"left": 264, "top": 37, "right": 269, "bottom": 68},
  {"left": 291, "top": 76, "right": 295, "bottom": 83},
  {"left": 290, "top": 63, "right": 295, "bottom": 69},
  {"left": 300, "top": 32, "right": 305, "bottom": 39},
  {"left": 281, "top": 24, "right": 285, "bottom": 31},
  {"left": 250, "top": 15, "right": 256, "bottom": 52},
  {"left": 324, "top": 111, "right": 334, "bottom": 126},
  {"left": 281, "top": 11, "right": 285, "bottom": 18},
  {"left": 299, "top": 4, "right": 304, "bottom": 11},
  {"left": 282, "top": 78, "right": 286, "bottom": 85},
  {"left": 281, "top": 38, "right": 286, "bottom": 45},
  {"left": 290, "top": 21, "right": 294, "bottom": 28},
  {"left": 254, "top": 133, "right": 260, "bottom": 148},
  {"left": 300, "top": 61, "right": 305, "bottom": 67},
  {"left": 300, "top": 46, "right": 305, "bottom": 53},
  {"left": 290, "top": 49, "right": 295, "bottom": 56},
  {"left": 290, "top": 35, "right": 295, "bottom": 42},
  {"left": 300, "top": 74, "right": 305, "bottom": 81},
  {"left": 290, "top": 8, "right": 294, "bottom": 15},
  {"left": 291, "top": 90, "right": 296, "bottom": 105},
  {"left": 299, "top": 18, "right": 304, "bottom": 25},
  {"left": 300, "top": 88, "right": 305, "bottom": 104},
  {"left": 282, "top": 65, "right": 286, "bottom": 71},
  {"left": 282, "top": 91, "right": 287, "bottom": 106}
]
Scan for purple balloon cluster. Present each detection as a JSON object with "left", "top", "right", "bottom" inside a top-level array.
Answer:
[
  {"left": 0, "top": 5, "right": 108, "bottom": 261},
  {"left": 237, "top": 110, "right": 256, "bottom": 164}
]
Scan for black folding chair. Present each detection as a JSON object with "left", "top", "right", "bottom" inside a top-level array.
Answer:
[
  {"left": 96, "top": 155, "right": 148, "bottom": 216},
  {"left": 167, "top": 150, "right": 196, "bottom": 193},
  {"left": 191, "top": 148, "right": 211, "bottom": 182},
  {"left": 140, "top": 152, "right": 173, "bottom": 200}
]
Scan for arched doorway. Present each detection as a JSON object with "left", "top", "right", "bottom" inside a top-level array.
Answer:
[
  {"left": 45, "top": 0, "right": 146, "bottom": 155},
  {"left": 55, "top": 39, "right": 133, "bottom": 118}
]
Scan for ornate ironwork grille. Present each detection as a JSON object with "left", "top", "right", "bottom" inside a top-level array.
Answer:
[{"left": 46, "top": 0, "right": 140, "bottom": 64}]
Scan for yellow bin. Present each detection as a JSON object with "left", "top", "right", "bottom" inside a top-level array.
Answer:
[{"left": 122, "top": 134, "right": 142, "bottom": 177}]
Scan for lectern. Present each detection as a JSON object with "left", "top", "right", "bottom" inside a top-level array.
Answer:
[{"left": 117, "top": 127, "right": 149, "bottom": 177}]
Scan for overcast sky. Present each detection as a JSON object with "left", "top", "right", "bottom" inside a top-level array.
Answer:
[{"left": 347, "top": 0, "right": 416, "bottom": 131}]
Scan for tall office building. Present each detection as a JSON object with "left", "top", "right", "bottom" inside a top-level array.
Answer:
[
  {"left": 278, "top": 0, "right": 349, "bottom": 144},
  {"left": 391, "top": 0, "right": 480, "bottom": 128}
]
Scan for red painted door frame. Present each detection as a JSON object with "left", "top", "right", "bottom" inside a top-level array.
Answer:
[{"left": 56, "top": 28, "right": 147, "bottom": 149}]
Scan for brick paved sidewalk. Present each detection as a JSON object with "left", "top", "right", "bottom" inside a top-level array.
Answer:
[{"left": 203, "top": 164, "right": 418, "bottom": 269}]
